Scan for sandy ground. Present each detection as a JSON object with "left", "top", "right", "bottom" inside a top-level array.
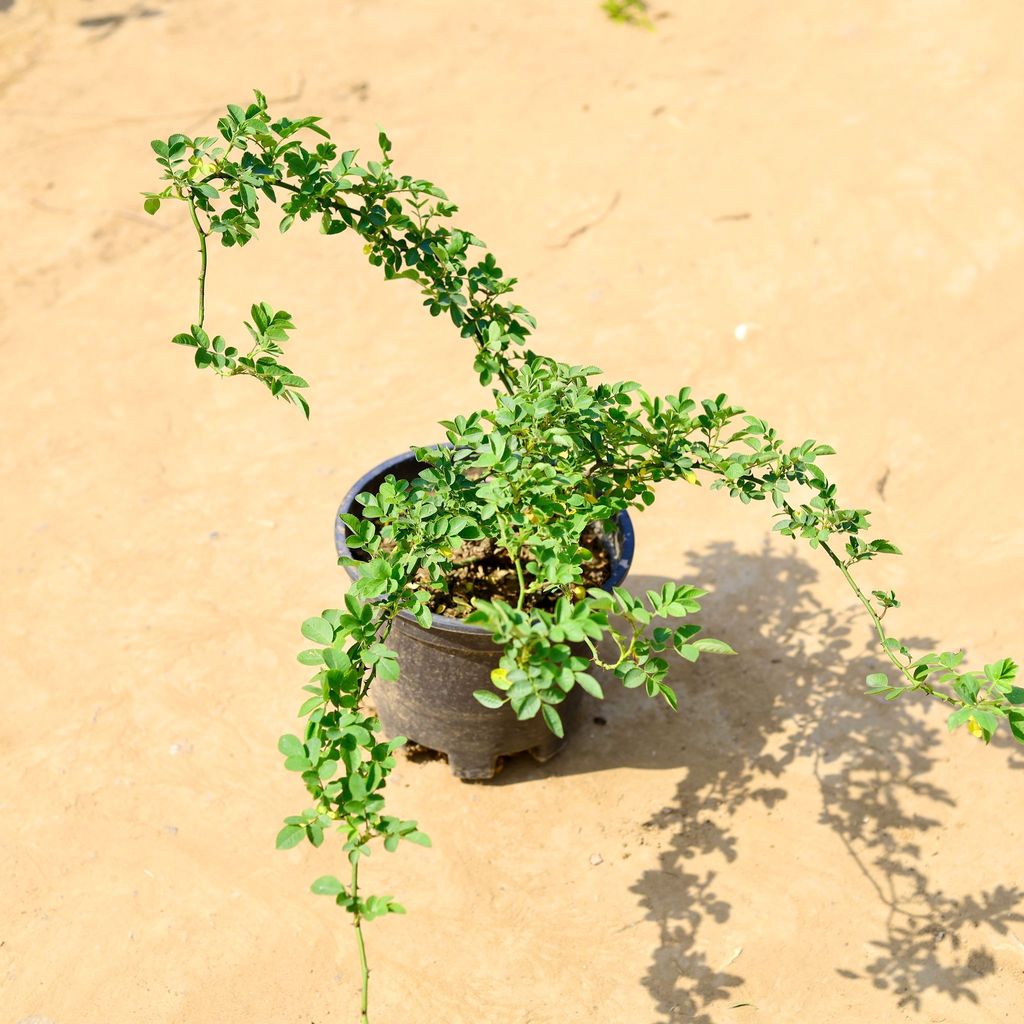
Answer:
[{"left": 3, "top": 2, "right": 1024, "bottom": 1022}]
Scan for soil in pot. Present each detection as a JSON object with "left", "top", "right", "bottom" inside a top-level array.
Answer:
[{"left": 400, "top": 523, "right": 612, "bottom": 618}]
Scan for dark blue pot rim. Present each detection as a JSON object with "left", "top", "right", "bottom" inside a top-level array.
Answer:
[{"left": 334, "top": 448, "right": 636, "bottom": 635}]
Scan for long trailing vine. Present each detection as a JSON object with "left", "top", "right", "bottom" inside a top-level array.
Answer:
[{"left": 148, "top": 91, "right": 1024, "bottom": 1021}]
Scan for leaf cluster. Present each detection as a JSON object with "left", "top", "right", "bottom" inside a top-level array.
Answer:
[
  {"left": 274, "top": 591, "right": 431, "bottom": 923},
  {"left": 148, "top": 91, "right": 534, "bottom": 392},
  {"left": 170, "top": 305, "right": 309, "bottom": 416},
  {"left": 601, "top": 0, "right": 653, "bottom": 29}
]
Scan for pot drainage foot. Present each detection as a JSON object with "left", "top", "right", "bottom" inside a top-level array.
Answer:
[
  {"left": 448, "top": 754, "right": 499, "bottom": 781},
  {"left": 528, "top": 735, "right": 567, "bottom": 764}
]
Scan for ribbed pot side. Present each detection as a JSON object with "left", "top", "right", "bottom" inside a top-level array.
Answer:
[{"left": 335, "top": 451, "right": 635, "bottom": 780}]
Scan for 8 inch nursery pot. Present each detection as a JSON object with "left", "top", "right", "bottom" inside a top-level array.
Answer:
[{"left": 335, "top": 449, "right": 635, "bottom": 780}]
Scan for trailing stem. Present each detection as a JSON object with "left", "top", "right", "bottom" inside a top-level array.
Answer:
[
  {"left": 184, "top": 194, "right": 208, "bottom": 329},
  {"left": 351, "top": 857, "right": 370, "bottom": 1024},
  {"left": 818, "top": 538, "right": 959, "bottom": 708}
]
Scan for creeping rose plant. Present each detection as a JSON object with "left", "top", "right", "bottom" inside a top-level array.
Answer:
[{"left": 148, "top": 92, "right": 1023, "bottom": 1022}]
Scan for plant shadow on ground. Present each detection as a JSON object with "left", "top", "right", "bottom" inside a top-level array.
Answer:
[{"left": 493, "top": 540, "right": 1024, "bottom": 1022}]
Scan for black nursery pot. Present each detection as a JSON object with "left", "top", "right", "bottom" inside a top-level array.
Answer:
[{"left": 335, "top": 450, "right": 635, "bottom": 780}]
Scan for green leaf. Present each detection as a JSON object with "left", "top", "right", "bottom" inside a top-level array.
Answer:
[
  {"left": 1008, "top": 710, "right": 1024, "bottom": 744},
  {"left": 376, "top": 650, "right": 400, "bottom": 682},
  {"left": 674, "top": 642, "right": 699, "bottom": 663},
  {"left": 275, "top": 825, "right": 304, "bottom": 850},
  {"left": 301, "top": 617, "right": 334, "bottom": 645},
  {"left": 968, "top": 709, "right": 999, "bottom": 742},
  {"left": 405, "top": 830, "right": 432, "bottom": 847},
  {"left": 870, "top": 539, "right": 902, "bottom": 556},
  {"left": 575, "top": 673, "right": 604, "bottom": 699},
  {"left": 953, "top": 676, "right": 981, "bottom": 704},
  {"left": 622, "top": 666, "right": 647, "bottom": 686},
  {"left": 144, "top": 196, "right": 161, "bottom": 215},
  {"left": 693, "top": 637, "right": 736, "bottom": 655},
  {"left": 277, "top": 734, "right": 304, "bottom": 757},
  {"left": 322, "top": 647, "right": 351, "bottom": 672},
  {"left": 348, "top": 773, "right": 367, "bottom": 802},
  {"left": 298, "top": 695, "right": 323, "bottom": 716},
  {"left": 473, "top": 690, "right": 506, "bottom": 709},
  {"left": 984, "top": 657, "right": 1018, "bottom": 684},
  {"left": 541, "top": 704, "right": 564, "bottom": 738},
  {"left": 946, "top": 707, "right": 974, "bottom": 732},
  {"left": 311, "top": 875, "right": 345, "bottom": 896},
  {"left": 515, "top": 693, "right": 541, "bottom": 719},
  {"left": 659, "top": 682, "right": 679, "bottom": 711}
]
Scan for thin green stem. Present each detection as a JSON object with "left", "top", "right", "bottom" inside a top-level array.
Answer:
[
  {"left": 584, "top": 625, "right": 631, "bottom": 672},
  {"left": 356, "top": 613, "right": 398, "bottom": 702},
  {"left": 513, "top": 555, "right": 527, "bottom": 610},
  {"left": 815, "top": 534, "right": 960, "bottom": 708},
  {"left": 495, "top": 519, "right": 529, "bottom": 610},
  {"left": 486, "top": 349, "right": 516, "bottom": 395},
  {"left": 186, "top": 197, "right": 208, "bottom": 329},
  {"left": 683, "top": 451, "right": 966, "bottom": 714},
  {"left": 351, "top": 856, "right": 370, "bottom": 1024}
]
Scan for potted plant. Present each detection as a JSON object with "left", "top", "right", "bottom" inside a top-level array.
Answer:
[
  {"left": 332, "top": 449, "right": 637, "bottom": 779},
  {"left": 146, "top": 92, "right": 1023, "bottom": 1022}
]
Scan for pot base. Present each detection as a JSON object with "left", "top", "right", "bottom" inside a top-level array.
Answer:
[
  {"left": 437, "top": 732, "right": 568, "bottom": 781},
  {"left": 375, "top": 664, "right": 582, "bottom": 782}
]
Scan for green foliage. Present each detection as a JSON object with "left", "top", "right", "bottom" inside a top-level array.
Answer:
[
  {"left": 170, "top": 305, "right": 309, "bottom": 416},
  {"left": 151, "top": 92, "right": 1022, "bottom": 1021},
  {"left": 602, "top": 0, "right": 653, "bottom": 29},
  {"left": 147, "top": 90, "right": 532, "bottom": 396}
]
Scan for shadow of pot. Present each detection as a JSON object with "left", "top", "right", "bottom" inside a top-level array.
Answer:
[{"left": 335, "top": 450, "right": 635, "bottom": 780}]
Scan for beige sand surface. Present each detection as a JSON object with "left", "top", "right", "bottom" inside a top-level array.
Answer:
[{"left": 3, "top": 2, "right": 1024, "bottom": 1022}]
